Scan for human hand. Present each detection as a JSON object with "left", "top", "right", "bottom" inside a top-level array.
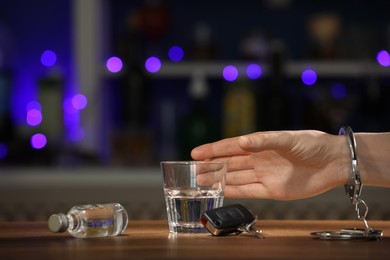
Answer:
[{"left": 191, "top": 130, "right": 350, "bottom": 200}]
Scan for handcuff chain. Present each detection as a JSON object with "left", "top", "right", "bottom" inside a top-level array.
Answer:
[
  {"left": 355, "top": 199, "right": 368, "bottom": 220},
  {"left": 355, "top": 199, "right": 371, "bottom": 231}
]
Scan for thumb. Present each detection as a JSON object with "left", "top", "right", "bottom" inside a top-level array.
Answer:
[{"left": 238, "top": 131, "right": 295, "bottom": 152}]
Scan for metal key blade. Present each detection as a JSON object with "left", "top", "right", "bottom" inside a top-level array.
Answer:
[{"left": 247, "top": 226, "right": 265, "bottom": 239}]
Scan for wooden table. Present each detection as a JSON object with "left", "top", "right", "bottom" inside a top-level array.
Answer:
[{"left": 0, "top": 220, "right": 389, "bottom": 259}]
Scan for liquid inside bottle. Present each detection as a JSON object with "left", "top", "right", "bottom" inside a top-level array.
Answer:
[{"left": 48, "top": 203, "right": 128, "bottom": 238}]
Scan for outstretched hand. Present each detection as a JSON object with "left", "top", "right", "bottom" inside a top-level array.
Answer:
[{"left": 191, "top": 130, "right": 350, "bottom": 200}]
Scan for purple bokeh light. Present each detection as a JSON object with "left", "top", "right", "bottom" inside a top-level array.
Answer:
[
  {"left": 168, "top": 46, "right": 184, "bottom": 62},
  {"left": 301, "top": 69, "right": 317, "bottom": 86},
  {"left": 26, "top": 109, "right": 43, "bottom": 126},
  {"left": 376, "top": 50, "right": 390, "bottom": 67},
  {"left": 40, "top": 50, "right": 57, "bottom": 67},
  {"left": 106, "top": 57, "right": 123, "bottom": 73},
  {"left": 145, "top": 57, "right": 161, "bottom": 73},
  {"left": 71, "top": 93, "right": 88, "bottom": 110},
  {"left": 331, "top": 83, "right": 347, "bottom": 99},
  {"left": 0, "top": 144, "right": 8, "bottom": 159},
  {"left": 31, "top": 133, "right": 47, "bottom": 149},
  {"left": 246, "top": 64, "right": 262, "bottom": 79},
  {"left": 222, "top": 65, "right": 239, "bottom": 82}
]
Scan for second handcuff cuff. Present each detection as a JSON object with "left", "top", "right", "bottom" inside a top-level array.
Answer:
[{"left": 311, "top": 126, "right": 383, "bottom": 240}]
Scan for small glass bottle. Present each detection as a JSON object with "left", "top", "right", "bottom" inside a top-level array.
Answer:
[{"left": 48, "top": 203, "right": 128, "bottom": 238}]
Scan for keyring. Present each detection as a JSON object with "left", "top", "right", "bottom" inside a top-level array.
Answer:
[{"left": 311, "top": 229, "right": 383, "bottom": 240}]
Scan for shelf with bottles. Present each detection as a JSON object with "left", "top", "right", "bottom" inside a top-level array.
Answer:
[
  {"left": 104, "top": 60, "right": 390, "bottom": 80},
  {"left": 151, "top": 60, "right": 390, "bottom": 79}
]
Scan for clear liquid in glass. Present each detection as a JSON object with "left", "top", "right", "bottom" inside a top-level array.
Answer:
[{"left": 164, "top": 187, "right": 224, "bottom": 233}]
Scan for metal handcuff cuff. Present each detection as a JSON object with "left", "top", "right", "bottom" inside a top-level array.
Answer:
[{"left": 311, "top": 126, "right": 383, "bottom": 240}]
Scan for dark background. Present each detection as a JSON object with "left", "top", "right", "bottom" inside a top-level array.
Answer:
[{"left": 1, "top": 0, "right": 389, "bottom": 167}]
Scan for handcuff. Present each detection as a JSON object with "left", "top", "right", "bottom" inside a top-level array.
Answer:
[{"left": 311, "top": 126, "right": 383, "bottom": 240}]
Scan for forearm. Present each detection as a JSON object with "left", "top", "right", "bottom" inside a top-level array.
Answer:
[{"left": 355, "top": 133, "right": 390, "bottom": 187}]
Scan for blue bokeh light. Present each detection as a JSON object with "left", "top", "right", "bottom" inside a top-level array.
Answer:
[
  {"left": 301, "top": 69, "right": 317, "bottom": 86},
  {"left": 63, "top": 98, "right": 78, "bottom": 115},
  {"left": 145, "top": 57, "right": 162, "bottom": 73},
  {"left": 0, "top": 144, "right": 8, "bottom": 159},
  {"left": 376, "top": 50, "right": 390, "bottom": 67},
  {"left": 222, "top": 65, "right": 239, "bottom": 82},
  {"left": 40, "top": 50, "right": 57, "bottom": 67},
  {"left": 331, "top": 83, "right": 347, "bottom": 99},
  {"left": 246, "top": 64, "right": 262, "bottom": 80},
  {"left": 31, "top": 133, "right": 47, "bottom": 149},
  {"left": 168, "top": 45, "right": 184, "bottom": 62},
  {"left": 106, "top": 56, "right": 123, "bottom": 73},
  {"left": 26, "top": 101, "right": 42, "bottom": 112}
]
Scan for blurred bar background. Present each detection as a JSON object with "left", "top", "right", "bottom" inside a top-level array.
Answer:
[{"left": 1, "top": 0, "right": 389, "bottom": 221}]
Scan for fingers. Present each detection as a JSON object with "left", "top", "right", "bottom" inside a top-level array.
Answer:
[
  {"left": 224, "top": 184, "right": 269, "bottom": 199},
  {"left": 239, "top": 131, "right": 295, "bottom": 152},
  {"left": 196, "top": 168, "right": 226, "bottom": 188},
  {"left": 191, "top": 131, "right": 296, "bottom": 161},
  {"left": 226, "top": 169, "right": 258, "bottom": 185},
  {"left": 191, "top": 136, "right": 249, "bottom": 161}
]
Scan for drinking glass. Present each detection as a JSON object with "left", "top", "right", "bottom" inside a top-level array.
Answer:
[{"left": 161, "top": 161, "right": 226, "bottom": 234}]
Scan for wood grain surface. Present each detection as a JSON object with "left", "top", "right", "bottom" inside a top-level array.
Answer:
[{"left": 0, "top": 220, "right": 389, "bottom": 259}]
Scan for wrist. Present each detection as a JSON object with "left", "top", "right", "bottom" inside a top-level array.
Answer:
[{"left": 334, "top": 134, "right": 352, "bottom": 187}]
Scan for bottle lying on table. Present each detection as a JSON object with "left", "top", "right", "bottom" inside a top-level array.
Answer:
[{"left": 48, "top": 203, "right": 128, "bottom": 238}]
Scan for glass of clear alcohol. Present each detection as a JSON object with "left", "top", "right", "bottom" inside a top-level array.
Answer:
[{"left": 161, "top": 161, "right": 226, "bottom": 234}]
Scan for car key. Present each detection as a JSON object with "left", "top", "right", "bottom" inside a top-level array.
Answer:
[{"left": 201, "top": 204, "right": 264, "bottom": 239}]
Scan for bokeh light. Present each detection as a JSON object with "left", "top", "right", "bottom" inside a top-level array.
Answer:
[
  {"left": 331, "top": 83, "right": 347, "bottom": 99},
  {"left": 145, "top": 56, "right": 162, "bottom": 73},
  {"left": 26, "top": 109, "right": 43, "bottom": 126},
  {"left": 40, "top": 50, "right": 57, "bottom": 67},
  {"left": 31, "top": 133, "right": 47, "bottom": 149},
  {"left": 246, "top": 64, "right": 262, "bottom": 79},
  {"left": 222, "top": 65, "right": 239, "bottom": 82},
  {"left": 168, "top": 46, "right": 184, "bottom": 62},
  {"left": 0, "top": 144, "right": 8, "bottom": 159},
  {"left": 26, "top": 101, "right": 42, "bottom": 112},
  {"left": 71, "top": 94, "right": 88, "bottom": 110},
  {"left": 106, "top": 56, "right": 123, "bottom": 73},
  {"left": 376, "top": 50, "right": 390, "bottom": 67},
  {"left": 301, "top": 69, "right": 317, "bottom": 86},
  {"left": 63, "top": 98, "right": 78, "bottom": 115}
]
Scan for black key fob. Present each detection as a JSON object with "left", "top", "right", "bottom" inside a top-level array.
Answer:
[{"left": 201, "top": 204, "right": 258, "bottom": 236}]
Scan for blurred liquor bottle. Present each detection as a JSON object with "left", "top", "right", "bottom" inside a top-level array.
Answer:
[
  {"left": 38, "top": 74, "right": 64, "bottom": 139},
  {"left": 0, "top": 22, "right": 15, "bottom": 162},
  {"left": 306, "top": 13, "right": 342, "bottom": 60},
  {"left": 238, "top": 29, "right": 270, "bottom": 61},
  {"left": 38, "top": 74, "right": 64, "bottom": 140},
  {"left": 177, "top": 71, "right": 219, "bottom": 160},
  {"left": 0, "top": 68, "right": 13, "bottom": 158},
  {"left": 37, "top": 73, "right": 64, "bottom": 164},
  {"left": 264, "top": 40, "right": 291, "bottom": 130},
  {"left": 113, "top": 1, "right": 172, "bottom": 165},
  {"left": 222, "top": 79, "right": 256, "bottom": 138},
  {"left": 188, "top": 22, "right": 218, "bottom": 60},
  {"left": 235, "top": 28, "right": 269, "bottom": 133},
  {"left": 118, "top": 7, "right": 150, "bottom": 131}
]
